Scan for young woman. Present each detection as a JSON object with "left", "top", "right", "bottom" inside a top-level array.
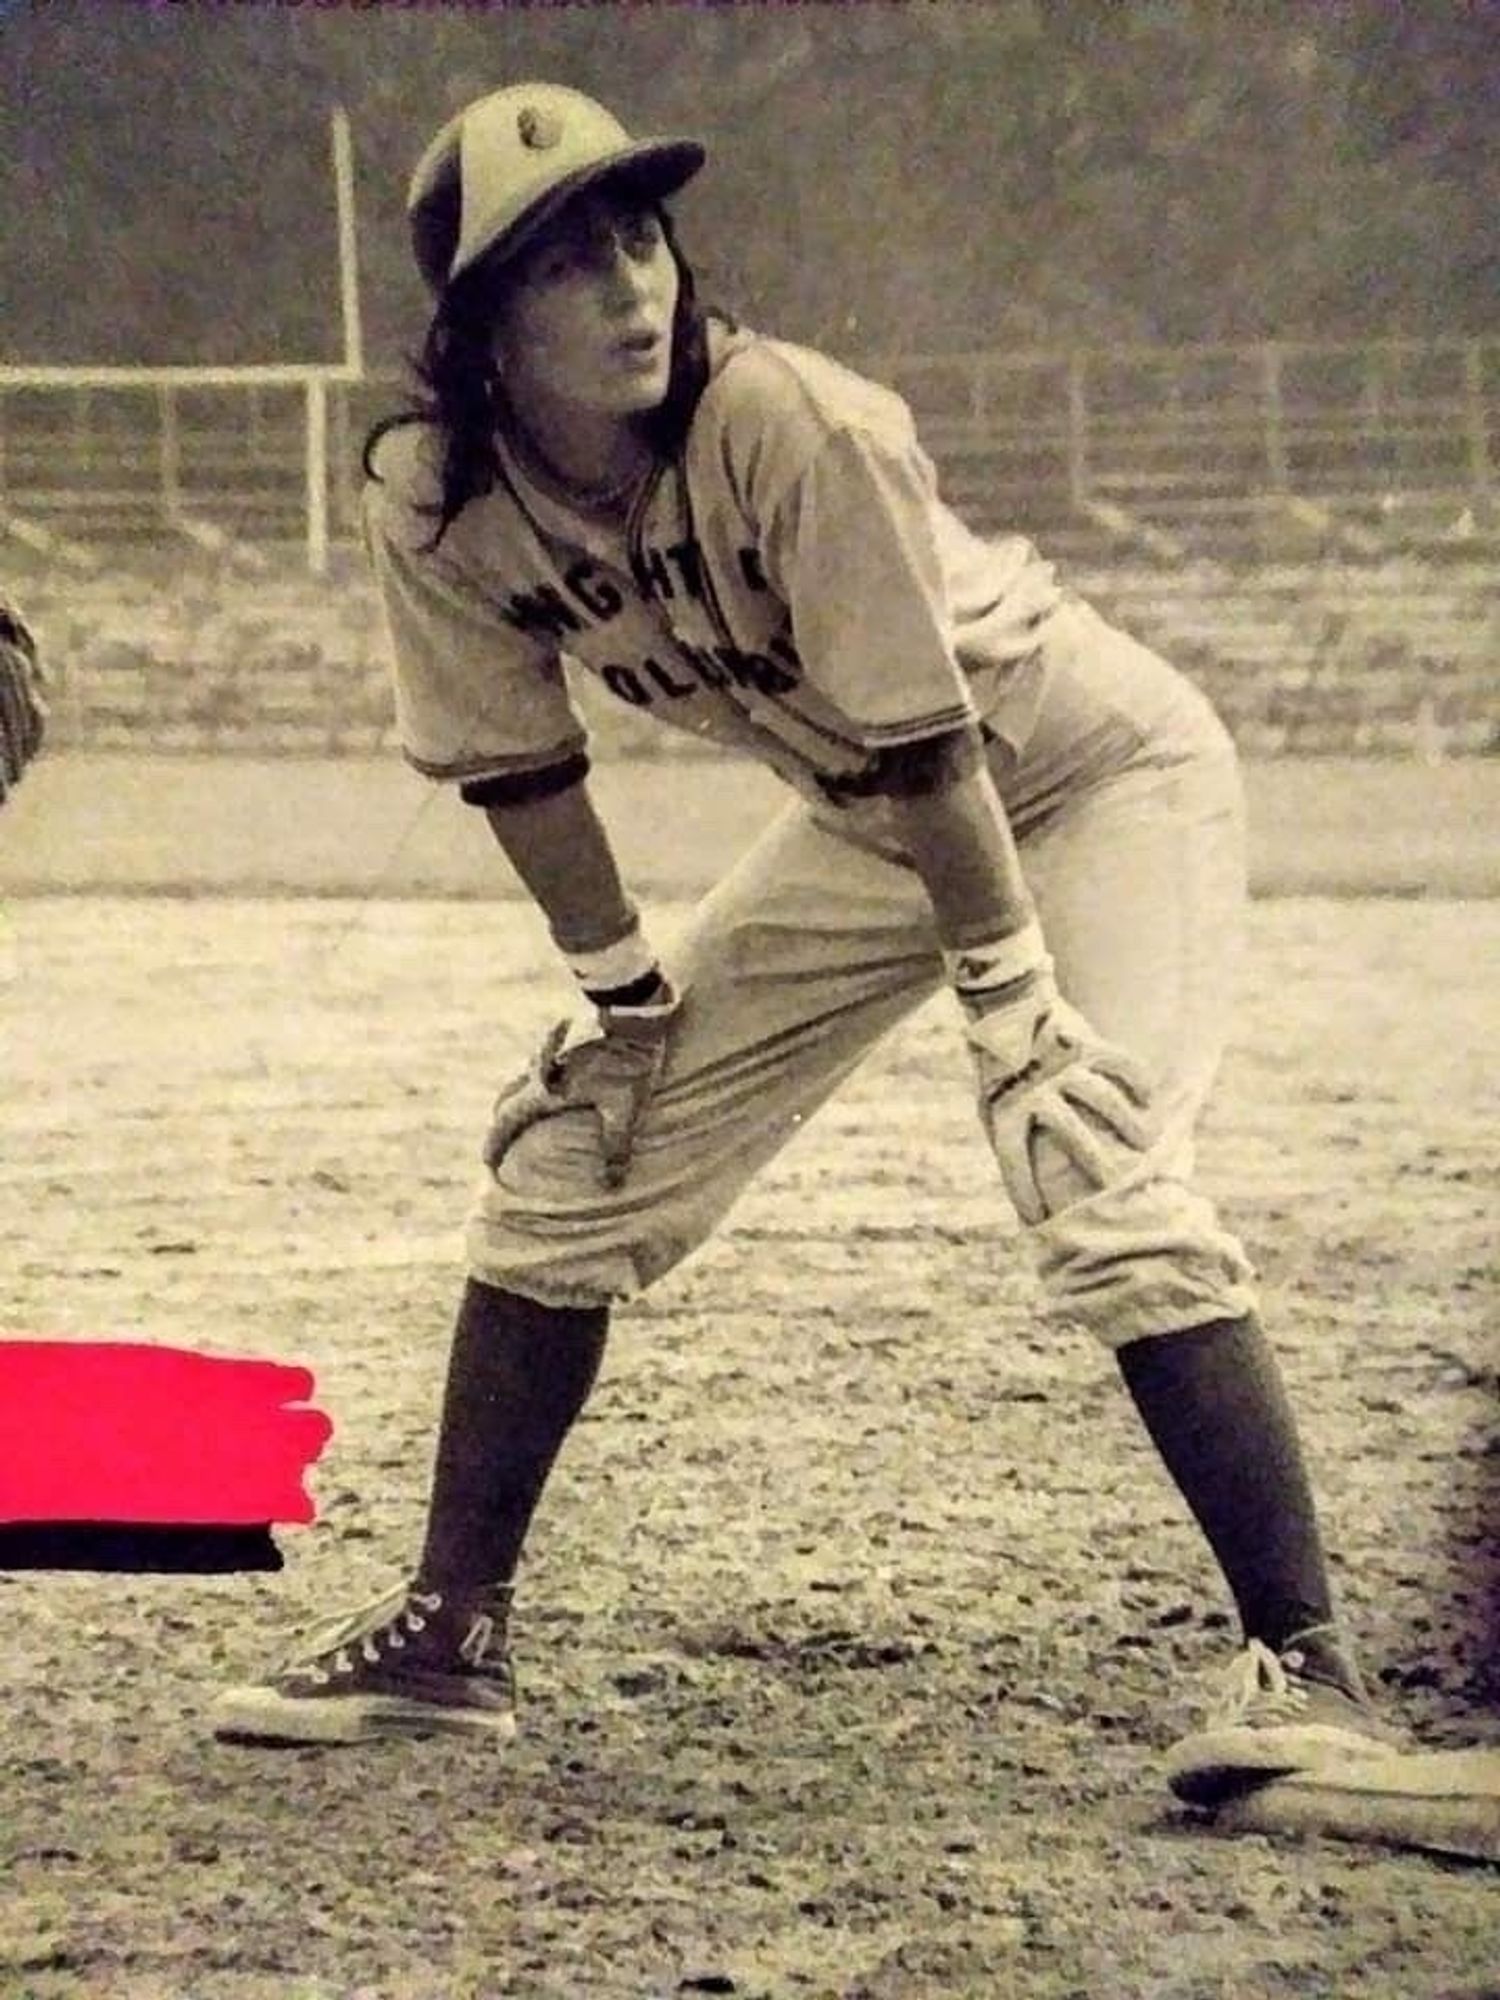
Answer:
[{"left": 213, "top": 83, "right": 1397, "bottom": 1806}]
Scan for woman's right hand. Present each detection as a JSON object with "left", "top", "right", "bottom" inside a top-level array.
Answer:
[{"left": 484, "top": 983, "right": 681, "bottom": 1190}]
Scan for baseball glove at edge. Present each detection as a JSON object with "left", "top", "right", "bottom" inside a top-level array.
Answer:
[{"left": 0, "top": 598, "right": 47, "bottom": 803}]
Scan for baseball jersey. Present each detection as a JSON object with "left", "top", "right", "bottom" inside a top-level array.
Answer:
[{"left": 363, "top": 325, "right": 1199, "bottom": 832}]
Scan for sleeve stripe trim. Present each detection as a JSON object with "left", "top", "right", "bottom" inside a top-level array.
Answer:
[
  {"left": 402, "top": 731, "right": 589, "bottom": 783},
  {"left": 842, "top": 701, "right": 980, "bottom": 748}
]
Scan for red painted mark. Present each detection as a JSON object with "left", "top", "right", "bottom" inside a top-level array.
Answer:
[{"left": 0, "top": 1342, "right": 332, "bottom": 1525}]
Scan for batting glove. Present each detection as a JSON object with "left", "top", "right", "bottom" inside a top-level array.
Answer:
[
  {"left": 0, "top": 598, "right": 46, "bottom": 805},
  {"left": 950, "top": 921, "right": 1158, "bottom": 1225},
  {"left": 484, "top": 977, "right": 680, "bottom": 1190}
]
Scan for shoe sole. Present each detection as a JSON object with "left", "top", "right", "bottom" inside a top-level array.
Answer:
[
  {"left": 1166, "top": 1720, "right": 1401, "bottom": 1808},
  {"left": 211, "top": 1688, "right": 518, "bottom": 1748}
]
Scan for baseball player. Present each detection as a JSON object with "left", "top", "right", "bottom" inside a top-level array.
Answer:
[
  {"left": 213, "top": 84, "right": 1399, "bottom": 1806},
  {"left": 0, "top": 595, "right": 46, "bottom": 806}
]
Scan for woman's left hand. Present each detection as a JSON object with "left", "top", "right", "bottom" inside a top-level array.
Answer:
[{"left": 964, "top": 981, "right": 1159, "bottom": 1225}]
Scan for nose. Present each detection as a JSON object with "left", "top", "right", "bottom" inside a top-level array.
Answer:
[{"left": 598, "top": 236, "right": 652, "bottom": 310}]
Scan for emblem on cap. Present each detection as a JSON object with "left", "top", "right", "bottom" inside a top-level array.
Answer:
[{"left": 517, "top": 105, "right": 563, "bottom": 151}]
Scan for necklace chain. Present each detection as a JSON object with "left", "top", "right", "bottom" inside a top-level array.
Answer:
[{"left": 502, "top": 416, "right": 649, "bottom": 513}]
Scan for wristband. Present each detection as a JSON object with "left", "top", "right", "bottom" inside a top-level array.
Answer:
[
  {"left": 589, "top": 968, "right": 670, "bottom": 1011},
  {"left": 565, "top": 923, "right": 658, "bottom": 996},
  {"left": 943, "top": 918, "right": 1048, "bottom": 999}
]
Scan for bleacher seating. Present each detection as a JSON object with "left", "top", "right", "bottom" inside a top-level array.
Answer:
[
  {"left": 11, "top": 532, "right": 1496, "bottom": 763},
  {"left": 1073, "top": 558, "right": 1498, "bottom": 756}
]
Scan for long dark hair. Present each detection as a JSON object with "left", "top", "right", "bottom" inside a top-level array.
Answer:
[{"left": 364, "top": 209, "right": 717, "bottom": 548}]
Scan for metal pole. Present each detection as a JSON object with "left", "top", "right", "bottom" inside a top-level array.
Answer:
[
  {"left": 1462, "top": 339, "right": 1492, "bottom": 497},
  {"left": 158, "top": 383, "right": 180, "bottom": 513},
  {"left": 331, "top": 106, "right": 365, "bottom": 379},
  {"left": 305, "top": 376, "right": 329, "bottom": 575},
  {"left": 1262, "top": 342, "right": 1288, "bottom": 491},
  {"left": 330, "top": 380, "right": 356, "bottom": 537},
  {"left": 1066, "top": 352, "right": 1089, "bottom": 506},
  {"left": 72, "top": 386, "right": 90, "bottom": 474}
]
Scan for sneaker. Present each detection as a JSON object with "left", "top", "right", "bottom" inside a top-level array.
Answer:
[
  {"left": 211, "top": 1581, "right": 518, "bottom": 1747},
  {"left": 1164, "top": 1629, "right": 1402, "bottom": 1807}
]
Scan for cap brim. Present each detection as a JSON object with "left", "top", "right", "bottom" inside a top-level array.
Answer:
[{"left": 454, "top": 137, "right": 706, "bottom": 282}]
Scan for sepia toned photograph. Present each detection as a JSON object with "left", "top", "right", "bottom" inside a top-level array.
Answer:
[{"left": 1, "top": 2, "right": 1496, "bottom": 1994}]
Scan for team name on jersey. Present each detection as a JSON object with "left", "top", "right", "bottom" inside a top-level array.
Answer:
[{"left": 498, "top": 539, "right": 801, "bottom": 713}]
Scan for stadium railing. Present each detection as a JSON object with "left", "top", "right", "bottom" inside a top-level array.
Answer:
[{"left": 0, "top": 337, "right": 1495, "bottom": 571}]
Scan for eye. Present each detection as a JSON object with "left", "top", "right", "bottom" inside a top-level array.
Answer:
[
  {"left": 620, "top": 210, "right": 663, "bottom": 257},
  {"left": 531, "top": 242, "right": 582, "bottom": 284}
]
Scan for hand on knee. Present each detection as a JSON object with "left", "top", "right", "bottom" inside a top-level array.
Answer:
[
  {"left": 485, "top": 990, "right": 680, "bottom": 1191},
  {"left": 956, "top": 952, "right": 1160, "bottom": 1216},
  {"left": 948, "top": 925, "right": 1160, "bottom": 1223},
  {"left": 973, "top": 1000, "right": 1160, "bottom": 1223}
]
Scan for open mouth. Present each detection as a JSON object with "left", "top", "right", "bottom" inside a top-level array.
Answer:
[{"left": 614, "top": 330, "right": 663, "bottom": 362}]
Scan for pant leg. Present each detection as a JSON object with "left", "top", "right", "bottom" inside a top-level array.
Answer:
[
  {"left": 466, "top": 796, "right": 946, "bottom": 1307},
  {"left": 1019, "top": 717, "right": 1259, "bottom": 1346},
  {"left": 468, "top": 661, "right": 1259, "bottom": 1339}
]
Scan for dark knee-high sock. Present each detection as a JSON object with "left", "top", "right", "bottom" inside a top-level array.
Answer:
[
  {"left": 1116, "top": 1313, "right": 1363, "bottom": 1690},
  {"left": 416, "top": 1279, "right": 608, "bottom": 1596}
]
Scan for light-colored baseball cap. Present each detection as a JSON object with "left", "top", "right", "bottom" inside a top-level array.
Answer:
[{"left": 408, "top": 82, "right": 707, "bottom": 293}]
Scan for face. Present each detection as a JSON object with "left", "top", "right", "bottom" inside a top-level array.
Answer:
[{"left": 489, "top": 190, "right": 681, "bottom": 421}]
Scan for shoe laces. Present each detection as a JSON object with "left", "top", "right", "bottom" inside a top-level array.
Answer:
[
  {"left": 292, "top": 1584, "right": 446, "bottom": 1685},
  {"left": 1210, "top": 1637, "right": 1317, "bottom": 1727}
]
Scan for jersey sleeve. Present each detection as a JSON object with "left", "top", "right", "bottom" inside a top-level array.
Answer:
[
  {"left": 361, "top": 469, "right": 586, "bottom": 785},
  {"left": 757, "top": 417, "right": 979, "bottom": 749}
]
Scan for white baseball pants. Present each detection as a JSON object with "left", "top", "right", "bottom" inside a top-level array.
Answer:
[{"left": 466, "top": 604, "right": 1258, "bottom": 1348}]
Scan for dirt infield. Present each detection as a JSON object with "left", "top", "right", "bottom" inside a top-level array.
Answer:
[
  {"left": 3, "top": 753, "right": 1499, "bottom": 900},
  {"left": 1, "top": 892, "right": 1496, "bottom": 1999}
]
